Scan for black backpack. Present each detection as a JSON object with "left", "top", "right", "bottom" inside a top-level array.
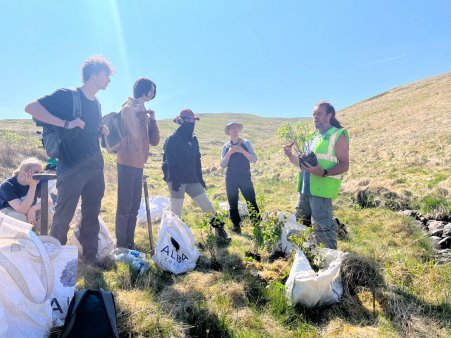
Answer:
[
  {"left": 60, "top": 289, "right": 119, "bottom": 338},
  {"left": 101, "top": 111, "right": 125, "bottom": 153},
  {"left": 34, "top": 88, "right": 82, "bottom": 158}
]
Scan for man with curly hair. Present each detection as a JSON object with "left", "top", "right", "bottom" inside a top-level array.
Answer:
[{"left": 25, "top": 55, "right": 114, "bottom": 265}]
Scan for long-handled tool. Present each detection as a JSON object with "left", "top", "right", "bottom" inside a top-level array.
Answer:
[
  {"left": 32, "top": 173, "right": 57, "bottom": 235},
  {"left": 142, "top": 175, "right": 154, "bottom": 256}
]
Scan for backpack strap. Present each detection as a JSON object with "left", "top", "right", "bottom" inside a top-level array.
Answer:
[
  {"left": 100, "top": 289, "right": 120, "bottom": 338},
  {"left": 71, "top": 88, "right": 82, "bottom": 119},
  {"left": 61, "top": 289, "right": 89, "bottom": 338}
]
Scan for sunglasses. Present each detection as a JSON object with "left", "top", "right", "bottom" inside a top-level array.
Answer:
[{"left": 181, "top": 116, "right": 195, "bottom": 123}]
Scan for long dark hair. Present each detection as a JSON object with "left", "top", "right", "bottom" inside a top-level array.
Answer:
[{"left": 316, "top": 101, "right": 343, "bottom": 128}]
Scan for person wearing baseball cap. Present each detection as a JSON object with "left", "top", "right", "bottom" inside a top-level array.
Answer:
[
  {"left": 162, "top": 109, "right": 230, "bottom": 244},
  {"left": 220, "top": 120, "right": 260, "bottom": 234}
]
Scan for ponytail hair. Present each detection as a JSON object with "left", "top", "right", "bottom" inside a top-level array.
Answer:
[{"left": 316, "top": 101, "right": 343, "bottom": 129}]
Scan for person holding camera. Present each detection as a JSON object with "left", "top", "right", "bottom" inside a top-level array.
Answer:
[
  {"left": 220, "top": 120, "right": 260, "bottom": 234},
  {"left": 284, "top": 101, "right": 349, "bottom": 249}
]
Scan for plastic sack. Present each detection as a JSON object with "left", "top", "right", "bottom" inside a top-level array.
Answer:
[
  {"left": 111, "top": 248, "right": 150, "bottom": 275},
  {"left": 137, "top": 196, "right": 171, "bottom": 224},
  {"left": 285, "top": 248, "right": 347, "bottom": 308},
  {"left": 152, "top": 211, "right": 200, "bottom": 274},
  {"left": 218, "top": 201, "right": 248, "bottom": 217},
  {"left": 0, "top": 214, "right": 53, "bottom": 337},
  {"left": 278, "top": 214, "right": 307, "bottom": 253},
  {"left": 69, "top": 208, "right": 115, "bottom": 261}
]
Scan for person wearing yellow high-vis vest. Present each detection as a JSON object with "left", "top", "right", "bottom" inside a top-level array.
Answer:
[{"left": 284, "top": 101, "right": 349, "bottom": 249}]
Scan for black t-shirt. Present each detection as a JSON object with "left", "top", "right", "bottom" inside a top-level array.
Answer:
[
  {"left": 38, "top": 88, "right": 104, "bottom": 169},
  {"left": 0, "top": 176, "right": 41, "bottom": 210}
]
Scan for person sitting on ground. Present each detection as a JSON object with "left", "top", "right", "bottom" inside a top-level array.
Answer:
[
  {"left": 115, "top": 77, "right": 160, "bottom": 249},
  {"left": 220, "top": 120, "right": 260, "bottom": 234},
  {"left": 162, "top": 109, "right": 230, "bottom": 244},
  {"left": 0, "top": 157, "right": 47, "bottom": 229}
]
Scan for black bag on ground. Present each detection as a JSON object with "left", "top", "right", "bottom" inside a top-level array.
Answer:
[
  {"left": 101, "top": 112, "right": 125, "bottom": 153},
  {"left": 60, "top": 289, "right": 119, "bottom": 338}
]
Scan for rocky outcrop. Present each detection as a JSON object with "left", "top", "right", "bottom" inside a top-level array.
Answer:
[{"left": 399, "top": 210, "right": 450, "bottom": 264}]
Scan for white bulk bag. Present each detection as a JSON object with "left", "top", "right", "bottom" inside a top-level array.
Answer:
[
  {"left": 152, "top": 211, "right": 200, "bottom": 274},
  {"left": 69, "top": 208, "right": 115, "bottom": 261},
  {"left": 285, "top": 248, "right": 347, "bottom": 308},
  {"left": 137, "top": 196, "right": 171, "bottom": 224},
  {"left": 45, "top": 237, "right": 78, "bottom": 326},
  {"left": 0, "top": 214, "right": 54, "bottom": 337},
  {"left": 218, "top": 201, "right": 249, "bottom": 217},
  {"left": 278, "top": 214, "right": 307, "bottom": 253}
]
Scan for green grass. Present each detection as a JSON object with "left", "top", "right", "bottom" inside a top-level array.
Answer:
[{"left": 1, "top": 72, "right": 451, "bottom": 337}]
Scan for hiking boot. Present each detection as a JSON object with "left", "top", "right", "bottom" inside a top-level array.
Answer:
[
  {"left": 215, "top": 227, "right": 231, "bottom": 246},
  {"left": 232, "top": 224, "right": 241, "bottom": 234}
]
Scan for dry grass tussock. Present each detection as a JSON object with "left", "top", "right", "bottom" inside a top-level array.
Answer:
[
  {"left": 340, "top": 252, "right": 385, "bottom": 298},
  {"left": 378, "top": 288, "right": 451, "bottom": 338}
]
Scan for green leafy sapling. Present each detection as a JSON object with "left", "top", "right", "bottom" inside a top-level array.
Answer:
[
  {"left": 289, "top": 228, "right": 325, "bottom": 272},
  {"left": 278, "top": 121, "right": 319, "bottom": 166},
  {"left": 260, "top": 211, "right": 285, "bottom": 253},
  {"left": 246, "top": 201, "right": 264, "bottom": 260}
]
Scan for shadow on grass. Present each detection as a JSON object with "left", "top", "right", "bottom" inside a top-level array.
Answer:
[
  {"left": 159, "top": 288, "right": 231, "bottom": 337},
  {"left": 378, "top": 287, "right": 451, "bottom": 336}
]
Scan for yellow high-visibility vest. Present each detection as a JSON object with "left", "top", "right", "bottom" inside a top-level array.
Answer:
[{"left": 297, "top": 127, "right": 349, "bottom": 199}]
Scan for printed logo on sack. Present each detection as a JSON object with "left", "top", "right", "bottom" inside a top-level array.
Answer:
[
  {"left": 51, "top": 297, "right": 70, "bottom": 314},
  {"left": 60, "top": 259, "right": 77, "bottom": 287},
  {"left": 160, "top": 237, "right": 188, "bottom": 263}
]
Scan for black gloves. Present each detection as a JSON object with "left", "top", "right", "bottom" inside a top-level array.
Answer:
[
  {"left": 200, "top": 179, "right": 206, "bottom": 189},
  {"left": 172, "top": 181, "right": 181, "bottom": 192}
]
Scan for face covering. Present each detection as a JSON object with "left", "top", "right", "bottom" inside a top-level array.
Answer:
[{"left": 177, "top": 122, "right": 195, "bottom": 139}]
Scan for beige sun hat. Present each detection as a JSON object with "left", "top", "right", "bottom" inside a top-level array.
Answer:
[{"left": 224, "top": 120, "right": 243, "bottom": 135}]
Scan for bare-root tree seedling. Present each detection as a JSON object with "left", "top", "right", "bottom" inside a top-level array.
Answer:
[
  {"left": 246, "top": 201, "right": 263, "bottom": 261},
  {"left": 289, "top": 228, "right": 325, "bottom": 272},
  {"left": 199, "top": 213, "right": 221, "bottom": 270},
  {"left": 278, "top": 121, "right": 319, "bottom": 167}
]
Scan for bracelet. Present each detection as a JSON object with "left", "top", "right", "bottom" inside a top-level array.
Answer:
[{"left": 63, "top": 120, "right": 69, "bottom": 129}]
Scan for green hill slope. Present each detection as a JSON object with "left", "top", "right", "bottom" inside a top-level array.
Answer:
[{"left": 0, "top": 74, "right": 450, "bottom": 337}]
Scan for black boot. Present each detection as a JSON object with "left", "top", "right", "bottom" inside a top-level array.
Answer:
[
  {"left": 232, "top": 222, "right": 241, "bottom": 234},
  {"left": 210, "top": 216, "right": 231, "bottom": 245}
]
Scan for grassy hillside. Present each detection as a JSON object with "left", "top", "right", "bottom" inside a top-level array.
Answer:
[
  {"left": 339, "top": 72, "right": 451, "bottom": 218},
  {"left": 0, "top": 73, "right": 450, "bottom": 337}
]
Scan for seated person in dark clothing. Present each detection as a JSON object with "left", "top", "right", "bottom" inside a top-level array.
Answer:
[
  {"left": 163, "top": 109, "right": 230, "bottom": 244},
  {"left": 0, "top": 157, "right": 47, "bottom": 229}
]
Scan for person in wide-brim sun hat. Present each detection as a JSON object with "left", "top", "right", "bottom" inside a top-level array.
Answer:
[
  {"left": 224, "top": 120, "right": 243, "bottom": 135},
  {"left": 220, "top": 120, "right": 260, "bottom": 234}
]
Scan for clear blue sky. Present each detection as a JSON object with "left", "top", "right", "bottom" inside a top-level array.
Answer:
[{"left": 0, "top": 0, "right": 450, "bottom": 120}]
